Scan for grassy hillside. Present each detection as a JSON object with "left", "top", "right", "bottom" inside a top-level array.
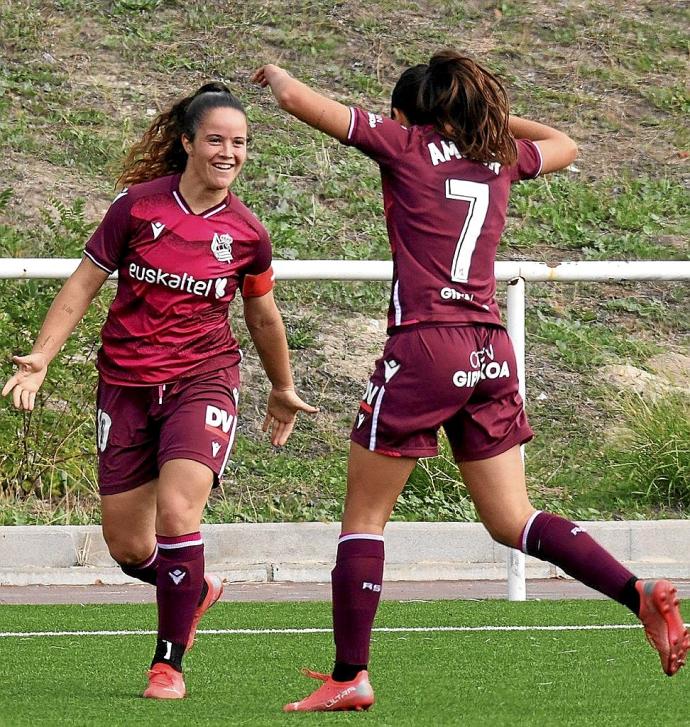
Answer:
[{"left": 0, "top": 0, "right": 688, "bottom": 524}]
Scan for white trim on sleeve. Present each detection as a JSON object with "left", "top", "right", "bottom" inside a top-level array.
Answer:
[
  {"left": 83, "top": 250, "right": 115, "bottom": 275},
  {"left": 532, "top": 141, "right": 544, "bottom": 178},
  {"left": 347, "top": 107, "right": 356, "bottom": 141}
]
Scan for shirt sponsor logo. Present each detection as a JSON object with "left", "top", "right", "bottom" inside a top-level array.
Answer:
[
  {"left": 128, "top": 262, "right": 228, "bottom": 299},
  {"left": 211, "top": 232, "right": 233, "bottom": 263},
  {"left": 441, "top": 287, "right": 474, "bottom": 302}
]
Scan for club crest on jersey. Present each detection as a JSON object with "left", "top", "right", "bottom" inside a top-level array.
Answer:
[{"left": 211, "top": 232, "right": 233, "bottom": 263}]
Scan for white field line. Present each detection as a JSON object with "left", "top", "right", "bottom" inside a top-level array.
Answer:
[{"left": 1, "top": 623, "right": 683, "bottom": 638}]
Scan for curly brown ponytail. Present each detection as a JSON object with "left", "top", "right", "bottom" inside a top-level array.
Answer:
[
  {"left": 118, "top": 82, "right": 245, "bottom": 187},
  {"left": 416, "top": 50, "right": 517, "bottom": 167}
]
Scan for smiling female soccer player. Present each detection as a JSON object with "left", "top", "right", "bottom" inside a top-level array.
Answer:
[
  {"left": 254, "top": 53, "right": 688, "bottom": 711},
  {"left": 3, "top": 82, "right": 316, "bottom": 700}
]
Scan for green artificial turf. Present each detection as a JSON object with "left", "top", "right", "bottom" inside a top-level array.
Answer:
[{"left": 0, "top": 600, "right": 687, "bottom": 726}]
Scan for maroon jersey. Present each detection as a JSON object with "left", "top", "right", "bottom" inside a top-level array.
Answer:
[
  {"left": 84, "top": 174, "right": 274, "bottom": 385},
  {"left": 344, "top": 108, "right": 542, "bottom": 330}
]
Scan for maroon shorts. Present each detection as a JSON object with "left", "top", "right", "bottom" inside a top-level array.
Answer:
[
  {"left": 350, "top": 325, "right": 533, "bottom": 461},
  {"left": 96, "top": 366, "right": 240, "bottom": 495}
]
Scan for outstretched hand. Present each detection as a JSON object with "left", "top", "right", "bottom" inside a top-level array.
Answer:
[
  {"left": 2, "top": 353, "right": 49, "bottom": 411},
  {"left": 262, "top": 387, "right": 318, "bottom": 446},
  {"left": 251, "top": 64, "right": 290, "bottom": 90}
]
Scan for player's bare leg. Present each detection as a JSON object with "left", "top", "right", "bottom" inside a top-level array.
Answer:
[
  {"left": 101, "top": 480, "right": 158, "bottom": 583},
  {"left": 284, "top": 443, "right": 415, "bottom": 712},
  {"left": 460, "top": 445, "right": 688, "bottom": 675}
]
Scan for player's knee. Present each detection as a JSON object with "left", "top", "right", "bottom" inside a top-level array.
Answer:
[
  {"left": 102, "top": 527, "right": 148, "bottom": 565},
  {"left": 482, "top": 518, "right": 524, "bottom": 549},
  {"left": 107, "top": 541, "right": 151, "bottom": 567},
  {"left": 156, "top": 501, "right": 200, "bottom": 536}
]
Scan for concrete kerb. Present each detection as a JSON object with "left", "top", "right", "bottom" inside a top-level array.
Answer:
[{"left": 0, "top": 520, "right": 688, "bottom": 586}]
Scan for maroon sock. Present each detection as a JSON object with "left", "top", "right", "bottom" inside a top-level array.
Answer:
[
  {"left": 119, "top": 546, "right": 158, "bottom": 586},
  {"left": 155, "top": 532, "right": 205, "bottom": 653},
  {"left": 331, "top": 534, "right": 385, "bottom": 667},
  {"left": 521, "top": 511, "right": 638, "bottom": 611}
]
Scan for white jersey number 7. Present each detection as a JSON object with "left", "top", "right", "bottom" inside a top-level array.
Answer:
[{"left": 445, "top": 178, "right": 489, "bottom": 284}]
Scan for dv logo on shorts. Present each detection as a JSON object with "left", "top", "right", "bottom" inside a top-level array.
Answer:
[
  {"left": 359, "top": 381, "right": 380, "bottom": 415},
  {"left": 211, "top": 233, "right": 233, "bottom": 263},
  {"left": 205, "top": 405, "right": 234, "bottom": 440}
]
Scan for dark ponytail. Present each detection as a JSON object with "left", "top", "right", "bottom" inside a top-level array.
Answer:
[
  {"left": 391, "top": 64, "right": 431, "bottom": 125},
  {"left": 118, "top": 82, "right": 246, "bottom": 187},
  {"left": 415, "top": 50, "right": 517, "bottom": 167}
]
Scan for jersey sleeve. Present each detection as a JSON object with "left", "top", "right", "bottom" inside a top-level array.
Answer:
[
  {"left": 509, "top": 139, "right": 543, "bottom": 182},
  {"left": 342, "top": 107, "right": 410, "bottom": 166},
  {"left": 240, "top": 225, "right": 275, "bottom": 298},
  {"left": 83, "top": 189, "right": 133, "bottom": 273}
]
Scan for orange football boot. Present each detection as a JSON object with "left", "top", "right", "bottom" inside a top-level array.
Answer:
[
  {"left": 186, "top": 574, "right": 224, "bottom": 651},
  {"left": 143, "top": 663, "right": 186, "bottom": 699},
  {"left": 636, "top": 579, "right": 689, "bottom": 676},
  {"left": 283, "top": 669, "right": 374, "bottom": 712}
]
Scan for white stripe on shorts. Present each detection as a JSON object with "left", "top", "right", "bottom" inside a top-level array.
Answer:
[
  {"left": 219, "top": 388, "right": 240, "bottom": 478},
  {"left": 392, "top": 279, "right": 402, "bottom": 326},
  {"left": 369, "top": 385, "right": 386, "bottom": 451}
]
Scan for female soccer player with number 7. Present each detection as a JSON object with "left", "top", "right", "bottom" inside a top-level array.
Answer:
[{"left": 253, "top": 51, "right": 688, "bottom": 712}]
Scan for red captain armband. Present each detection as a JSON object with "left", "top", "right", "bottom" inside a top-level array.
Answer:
[{"left": 241, "top": 265, "right": 275, "bottom": 297}]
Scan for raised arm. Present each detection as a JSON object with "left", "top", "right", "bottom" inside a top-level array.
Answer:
[
  {"left": 509, "top": 116, "right": 578, "bottom": 174},
  {"left": 242, "top": 290, "right": 317, "bottom": 446},
  {"left": 252, "top": 64, "right": 352, "bottom": 143},
  {"left": 2, "top": 256, "right": 109, "bottom": 410}
]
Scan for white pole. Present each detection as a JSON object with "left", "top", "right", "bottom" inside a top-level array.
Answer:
[
  {"left": 506, "top": 277, "right": 527, "bottom": 601},
  {"left": 1, "top": 258, "right": 689, "bottom": 281}
]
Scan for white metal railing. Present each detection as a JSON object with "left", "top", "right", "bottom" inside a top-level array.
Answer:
[{"left": 2, "top": 258, "right": 689, "bottom": 599}]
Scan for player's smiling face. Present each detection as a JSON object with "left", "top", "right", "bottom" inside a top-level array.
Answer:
[{"left": 182, "top": 107, "right": 248, "bottom": 192}]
